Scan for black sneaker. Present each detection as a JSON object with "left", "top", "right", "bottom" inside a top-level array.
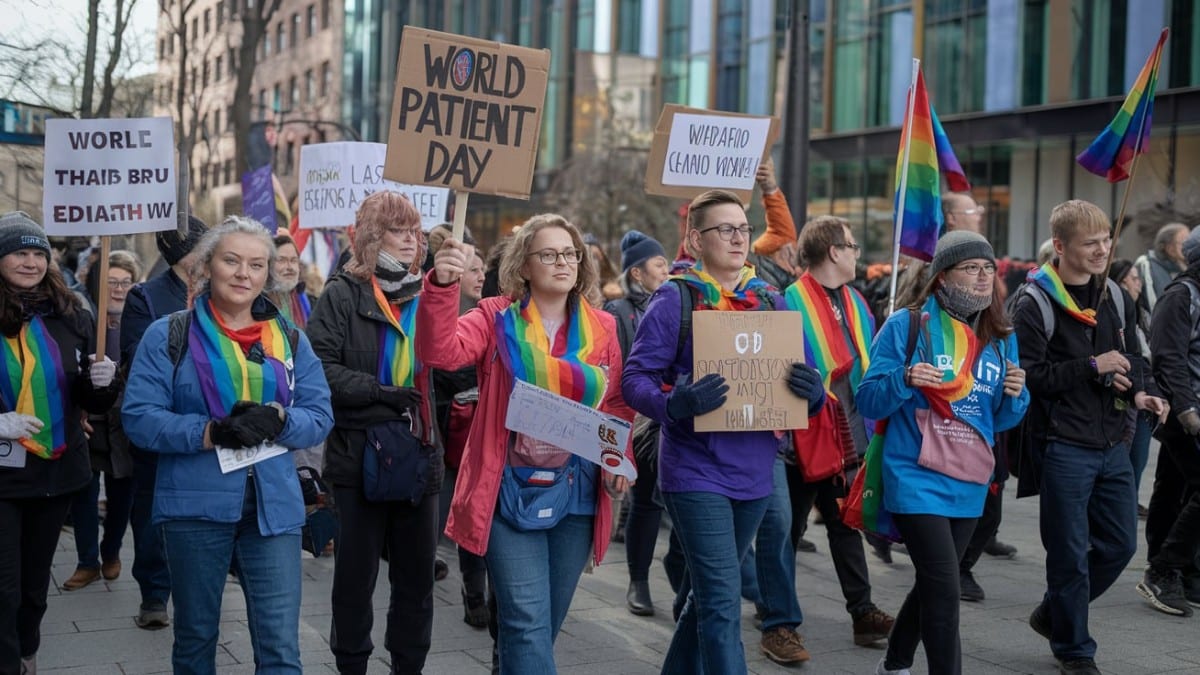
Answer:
[
  {"left": 795, "top": 536, "right": 817, "bottom": 553},
  {"left": 959, "top": 571, "right": 985, "bottom": 602},
  {"left": 1135, "top": 567, "right": 1194, "bottom": 617},
  {"left": 1184, "top": 574, "right": 1200, "bottom": 608},
  {"left": 866, "top": 533, "right": 893, "bottom": 564},
  {"left": 983, "top": 537, "right": 1018, "bottom": 559},
  {"left": 1029, "top": 602, "right": 1051, "bottom": 641},
  {"left": 1059, "top": 657, "right": 1101, "bottom": 674}
]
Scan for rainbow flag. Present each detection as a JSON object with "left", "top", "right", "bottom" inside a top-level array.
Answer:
[
  {"left": 894, "top": 69, "right": 968, "bottom": 262},
  {"left": 1077, "top": 28, "right": 1169, "bottom": 182}
]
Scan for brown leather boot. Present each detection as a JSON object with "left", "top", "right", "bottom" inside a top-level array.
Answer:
[{"left": 62, "top": 567, "right": 101, "bottom": 591}]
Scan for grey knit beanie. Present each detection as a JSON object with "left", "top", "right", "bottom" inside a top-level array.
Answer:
[
  {"left": 1182, "top": 226, "right": 1200, "bottom": 267},
  {"left": 0, "top": 212, "right": 51, "bottom": 260},
  {"left": 928, "top": 230, "right": 995, "bottom": 278}
]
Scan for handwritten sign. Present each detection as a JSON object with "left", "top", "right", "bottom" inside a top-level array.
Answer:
[
  {"left": 241, "top": 164, "right": 277, "bottom": 232},
  {"left": 691, "top": 311, "right": 806, "bottom": 432},
  {"left": 504, "top": 380, "right": 637, "bottom": 480},
  {"left": 299, "top": 142, "right": 450, "bottom": 230},
  {"left": 41, "top": 117, "right": 177, "bottom": 236},
  {"left": 384, "top": 27, "right": 550, "bottom": 199},
  {"left": 216, "top": 442, "right": 289, "bottom": 474},
  {"left": 645, "top": 104, "right": 780, "bottom": 203}
]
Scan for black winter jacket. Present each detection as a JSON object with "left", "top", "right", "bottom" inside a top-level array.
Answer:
[
  {"left": 0, "top": 305, "right": 117, "bottom": 498},
  {"left": 306, "top": 273, "right": 443, "bottom": 492},
  {"left": 1015, "top": 277, "right": 1152, "bottom": 449},
  {"left": 1150, "top": 269, "right": 1200, "bottom": 430}
]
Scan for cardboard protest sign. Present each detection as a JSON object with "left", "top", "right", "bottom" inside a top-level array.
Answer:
[
  {"left": 384, "top": 27, "right": 550, "bottom": 199},
  {"left": 241, "top": 164, "right": 277, "bottom": 232},
  {"left": 42, "top": 117, "right": 177, "bottom": 236},
  {"left": 300, "top": 142, "right": 450, "bottom": 230},
  {"left": 692, "top": 311, "right": 806, "bottom": 432},
  {"left": 504, "top": 380, "right": 636, "bottom": 480},
  {"left": 645, "top": 104, "right": 781, "bottom": 203}
]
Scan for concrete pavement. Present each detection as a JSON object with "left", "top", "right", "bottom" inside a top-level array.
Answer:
[{"left": 38, "top": 449, "right": 1200, "bottom": 674}]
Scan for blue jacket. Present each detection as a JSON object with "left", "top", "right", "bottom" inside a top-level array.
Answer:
[
  {"left": 856, "top": 309, "right": 1029, "bottom": 518},
  {"left": 122, "top": 304, "right": 334, "bottom": 535}
]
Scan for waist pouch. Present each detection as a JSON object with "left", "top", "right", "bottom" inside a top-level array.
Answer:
[
  {"left": 497, "top": 462, "right": 574, "bottom": 531},
  {"left": 362, "top": 419, "right": 435, "bottom": 504}
]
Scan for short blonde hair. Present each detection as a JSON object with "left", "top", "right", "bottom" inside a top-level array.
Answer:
[
  {"left": 1050, "top": 200, "right": 1110, "bottom": 244},
  {"left": 686, "top": 189, "right": 745, "bottom": 232},
  {"left": 498, "top": 214, "right": 596, "bottom": 302}
]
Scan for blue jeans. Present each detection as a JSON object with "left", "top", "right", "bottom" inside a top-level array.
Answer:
[
  {"left": 662, "top": 491, "right": 769, "bottom": 675},
  {"left": 1039, "top": 441, "right": 1137, "bottom": 661},
  {"left": 486, "top": 513, "right": 593, "bottom": 674},
  {"left": 751, "top": 458, "right": 804, "bottom": 631},
  {"left": 131, "top": 450, "right": 170, "bottom": 606},
  {"left": 161, "top": 481, "right": 302, "bottom": 675},
  {"left": 70, "top": 472, "right": 133, "bottom": 569}
]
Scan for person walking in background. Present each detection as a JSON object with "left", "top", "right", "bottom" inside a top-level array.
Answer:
[
  {"left": 1109, "top": 259, "right": 1154, "bottom": 516},
  {"left": 120, "top": 214, "right": 208, "bottom": 630},
  {"left": 306, "top": 192, "right": 444, "bottom": 675},
  {"left": 1134, "top": 222, "right": 1188, "bottom": 313},
  {"left": 0, "top": 212, "right": 118, "bottom": 675},
  {"left": 857, "top": 231, "right": 1029, "bottom": 675},
  {"left": 603, "top": 229, "right": 670, "bottom": 617},
  {"left": 418, "top": 214, "right": 635, "bottom": 673},
  {"left": 272, "top": 233, "right": 315, "bottom": 329},
  {"left": 63, "top": 249, "right": 143, "bottom": 591},
  {"left": 122, "top": 217, "right": 333, "bottom": 674}
]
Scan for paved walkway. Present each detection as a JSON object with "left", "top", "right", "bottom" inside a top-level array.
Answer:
[{"left": 38, "top": 449, "right": 1199, "bottom": 674}]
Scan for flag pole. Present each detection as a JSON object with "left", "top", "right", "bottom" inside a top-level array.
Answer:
[
  {"left": 1100, "top": 93, "right": 1153, "bottom": 302},
  {"left": 888, "top": 58, "right": 921, "bottom": 316}
]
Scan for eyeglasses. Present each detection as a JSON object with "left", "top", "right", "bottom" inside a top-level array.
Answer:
[
  {"left": 698, "top": 224, "right": 754, "bottom": 241},
  {"left": 835, "top": 242, "right": 862, "bottom": 258},
  {"left": 529, "top": 248, "right": 583, "bottom": 265},
  {"left": 107, "top": 279, "right": 134, "bottom": 289},
  {"left": 951, "top": 262, "right": 997, "bottom": 276},
  {"left": 954, "top": 206, "right": 986, "bottom": 216}
]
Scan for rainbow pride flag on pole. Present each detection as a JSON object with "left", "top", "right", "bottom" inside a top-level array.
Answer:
[{"left": 1077, "top": 28, "right": 1169, "bottom": 182}]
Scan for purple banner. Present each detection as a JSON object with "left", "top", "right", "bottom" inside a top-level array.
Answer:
[{"left": 241, "top": 164, "right": 277, "bottom": 233}]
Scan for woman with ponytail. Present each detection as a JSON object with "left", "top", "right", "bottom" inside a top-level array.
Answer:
[{"left": 122, "top": 217, "right": 333, "bottom": 674}]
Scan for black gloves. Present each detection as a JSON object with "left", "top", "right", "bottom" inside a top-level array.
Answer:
[
  {"left": 787, "top": 363, "right": 827, "bottom": 416},
  {"left": 376, "top": 385, "right": 424, "bottom": 413},
  {"left": 210, "top": 401, "right": 286, "bottom": 449},
  {"left": 666, "top": 373, "right": 729, "bottom": 421}
]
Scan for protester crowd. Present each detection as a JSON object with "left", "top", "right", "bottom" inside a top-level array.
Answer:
[{"left": 2, "top": 160, "right": 1199, "bottom": 675}]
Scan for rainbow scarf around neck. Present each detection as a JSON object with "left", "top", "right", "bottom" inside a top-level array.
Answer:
[
  {"left": 189, "top": 298, "right": 294, "bottom": 417},
  {"left": 0, "top": 316, "right": 67, "bottom": 459},
  {"left": 1028, "top": 263, "right": 1098, "bottom": 326},
  {"left": 278, "top": 290, "right": 311, "bottom": 329},
  {"left": 916, "top": 295, "right": 983, "bottom": 421},
  {"left": 496, "top": 295, "right": 608, "bottom": 409},
  {"left": 673, "top": 264, "right": 770, "bottom": 311},
  {"left": 783, "top": 273, "right": 874, "bottom": 398},
  {"left": 371, "top": 279, "right": 420, "bottom": 388}
]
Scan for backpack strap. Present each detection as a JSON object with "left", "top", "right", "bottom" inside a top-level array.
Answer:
[
  {"left": 903, "top": 308, "right": 921, "bottom": 366},
  {"left": 670, "top": 277, "right": 693, "bottom": 366}
]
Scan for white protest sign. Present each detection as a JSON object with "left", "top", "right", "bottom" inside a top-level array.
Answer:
[
  {"left": 661, "top": 112, "right": 772, "bottom": 191},
  {"left": 299, "top": 142, "right": 450, "bottom": 230},
  {"left": 504, "top": 379, "right": 637, "bottom": 480},
  {"left": 42, "top": 117, "right": 177, "bottom": 236},
  {"left": 216, "top": 442, "right": 289, "bottom": 474}
]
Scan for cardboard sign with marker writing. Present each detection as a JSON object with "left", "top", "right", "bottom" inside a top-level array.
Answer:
[
  {"left": 691, "top": 311, "right": 806, "bottom": 432},
  {"left": 384, "top": 26, "right": 550, "bottom": 200},
  {"left": 645, "top": 104, "right": 781, "bottom": 203},
  {"left": 300, "top": 142, "right": 450, "bottom": 230}
]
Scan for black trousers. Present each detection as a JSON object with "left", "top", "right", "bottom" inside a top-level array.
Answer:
[
  {"left": 786, "top": 463, "right": 874, "bottom": 615},
  {"left": 1147, "top": 432, "right": 1200, "bottom": 572},
  {"left": 329, "top": 485, "right": 439, "bottom": 675},
  {"left": 885, "top": 513, "right": 977, "bottom": 675},
  {"left": 0, "top": 494, "right": 74, "bottom": 674},
  {"left": 960, "top": 482, "right": 1004, "bottom": 573}
]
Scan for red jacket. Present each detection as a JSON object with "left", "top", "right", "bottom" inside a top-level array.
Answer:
[{"left": 415, "top": 273, "right": 636, "bottom": 562}]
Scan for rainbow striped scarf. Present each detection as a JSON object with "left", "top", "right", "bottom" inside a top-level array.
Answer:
[
  {"left": 916, "top": 295, "right": 983, "bottom": 421},
  {"left": 278, "top": 290, "right": 311, "bottom": 329},
  {"left": 372, "top": 279, "right": 419, "bottom": 388},
  {"left": 673, "top": 264, "right": 771, "bottom": 311},
  {"left": 783, "top": 273, "right": 874, "bottom": 398},
  {"left": 0, "top": 317, "right": 67, "bottom": 459},
  {"left": 1029, "top": 263, "right": 1097, "bottom": 326},
  {"left": 190, "top": 299, "right": 294, "bottom": 417},
  {"left": 496, "top": 295, "right": 607, "bottom": 409}
]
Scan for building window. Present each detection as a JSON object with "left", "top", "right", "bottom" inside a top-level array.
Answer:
[
  {"left": 320, "top": 60, "right": 330, "bottom": 97},
  {"left": 714, "top": 0, "right": 744, "bottom": 112},
  {"left": 1022, "top": 0, "right": 1048, "bottom": 105},
  {"left": 211, "top": 163, "right": 221, "bottom": 188},
  {"left": 202, "top": 60, "right": 209, "bottom": 88},
  {"left": 214, "top": 55, "right": 222, "bottom": 81},
  {"left": 924, "top": 0, "right": 987, "bottom": 114},
  {"left": 258, "top": 89, "right": 267, "bottom": 116},
  {"left": 307, "top": 4, "right": 316, "bottom": 37},
  {"left": 1070, "top": 0, "right": 1127, "bottom": 100},
  {"left": 276, "top": 22, "right": 285, "bottom": 54},
  {"left": 291, "top": 13, "right": 300, "bottom": 48},
  {"left": 289, "top": 76, "right": 299, "bottom": 109},
  {"left": 159, "top": 38, "right": 166, "bottom": 60},
  {"left": 273, "top": 82, "right": 281, "bottom": 111},
  {"left": 660, "top": 0, "right": 689, "bottom": 105},
  {"left": 216, "top": 1, "right": 224, "bottom": 27},
  {"left": 577, "top": 0, "right": 594, "bottom": 51},
  {"left": 263, "top": 30, "right": 270, "bottom": 58},
  {"left": 224, "top": 159, "right": 233, "bottom": 185},
  {"left": 321, "top": 0, "right": 330, "bottom": 29},
  {"left": 212, "top": 109, "right": 220, "bottom": 135},
  {"left": 305, "top": 68, "right": 314, "bottom": 103},
  {"left": 203, "top": 8, "right": 211, "bottom": 34},
  {"left": 227, "top": 105, "right": 234, "bottom": 130},
  {"left": 617, "top": 0, "right": 640, "bottom": 54},
  {"left": 228, "top": 48, "right": 237, "bottom": 77},
  {"left": 191, "top": 18, "right": 198, "bottom": 47}
]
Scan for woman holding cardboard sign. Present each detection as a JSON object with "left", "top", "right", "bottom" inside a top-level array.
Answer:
[
  {"left": 122, "top": 217, "right": 333, "bottom": 675},
  {"left": 856, "top": 231, "right": 1028, "bottom": 675},
  {"left": 418, "top": 214, "right": 635, "bottom": 674},
  {"left": 0, "top": 212, "right": 119, "bottom": 675}
]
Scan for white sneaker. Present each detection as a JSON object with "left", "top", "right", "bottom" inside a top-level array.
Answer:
[{"left": 876, "top": 657, "right": 911, "bottom": 675}]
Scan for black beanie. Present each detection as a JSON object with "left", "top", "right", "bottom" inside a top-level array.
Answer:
[
  {"left": 0, "top": 212, "right": 51, "bottom": 260},
  {"left": 156, "top": 215, "right": 208, "bottom": 266},
  {"left": 619, "top": 230, "right": 666, "bottom": 272}
]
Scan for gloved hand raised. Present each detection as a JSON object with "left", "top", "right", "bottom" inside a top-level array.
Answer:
[
  {"left": 0, "top": 412, "right": 42, "bottom": 440},
  {"left": 666, "top": 373, "right": 729, "bottom": 422},
  {"left": 88, "top": 355, "right": 117, "bottom": 388},
  {"left": 787, "top": 363, "right": 827, "bottom": 415},
  {"left": 376, "top": 385, "right": 424, "bottom": 413}
]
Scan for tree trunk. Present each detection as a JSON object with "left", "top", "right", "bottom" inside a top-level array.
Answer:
[
  {"left": 97, "top": 0, "right": 137, "bottom": 118},
  {"left": 80, "top": 0, "right": 101, "bottom": 117},
  {"left": 233, "top": 0, "right": 281, "bottom": 177}
]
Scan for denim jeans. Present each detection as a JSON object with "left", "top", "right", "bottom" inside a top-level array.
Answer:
[
  {"left": 161, "top": 480, "right": 302, "bottom": 675},
  {"left": 70, "top": 471, "right": 133, "bottom": 569},
  {"left": 485, "top": 513, "right": 593, "bottom": 675},
  {"left": 130, "top": 450, "right": 170, "bottom": 606},
  {"left": 1039, "top": 441, "right": 1137, "bottom": 661},
  {"left": 752, "top": 458, "right": 803, "bottom": 631},
  {"left": 661, "top": 491, "right": 769, "bottom": 675}
]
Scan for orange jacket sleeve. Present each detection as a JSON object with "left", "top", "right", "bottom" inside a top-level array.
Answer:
[{"left": 752, "top": 190, "right": 797, "bottom": 256}]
